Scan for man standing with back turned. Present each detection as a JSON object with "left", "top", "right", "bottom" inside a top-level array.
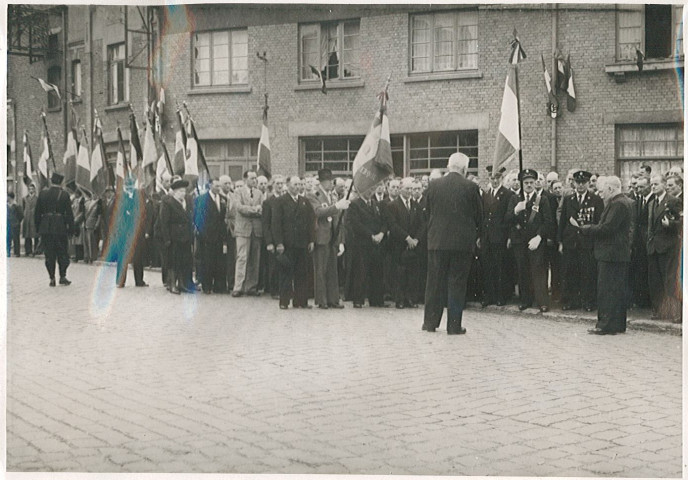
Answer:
[{"left": 422, "top": 152, "right": 482, "bottom": 335}]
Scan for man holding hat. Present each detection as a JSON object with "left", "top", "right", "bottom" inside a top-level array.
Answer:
[
  {"left": 306, "top": 168, "right": 350, "bottom": 309},
  {"left": 505, "top": 169, "right": 553, "bottom": 312},
  {"left": 558, "top": 170, "right": 604, "bottom": 311},
  {"left": 159, "top": 177, "right": 194, "bottom": 294},
  {"left": 34, "top": 172, "right": 75, "bottom": 286},
  {"left": 479, "top": 165, "right": 514, "bottom": 307}
]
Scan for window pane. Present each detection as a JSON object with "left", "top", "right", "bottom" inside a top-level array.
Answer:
[
  {"left": 195, "top": 32, "right": 210, "bottom": 47},
  {"left": 617, "top": 5, "right": 643, "bottom": 60},
  {"left": 409, "top": 134, "right": 428, "bottom": 149},
  {"left": 430, "top": 131, "right": 457, "bottom": 148},
  {"left": 213, "top": 31, "right": 229, "bottom": 47},
  {"left": 232, "top": 41, "right": 247, "bottom": 58},
  {"left": 324, "top": 138, "right": 348, "bottom": 151},
  {"left": 226, "top": 140, "right": 245, "bottom": 157},
  {"left": 213, "top": 70, "right": 229, "bottom": 85},
  {"left": 675, "top": 6, "right": 683, "bottom": 55},
  {"left": 231, "top": 29, "right": 248, "bottom": 45},
  {"left": 232, "top": 70, "right": 248, "bottom": 84}
]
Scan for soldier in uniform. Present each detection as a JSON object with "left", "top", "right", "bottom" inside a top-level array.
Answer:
[
  {"left": 307, "top": 168, "right": 350, "bottom": 309},
  {"left": 505, "top": 169, "right": 553, "bottom": 312},
  {"left": 34, "top": 172, "right": 75, "bottom": 286},
  {"left": 558, "top": 170, "right": 604, "bottom": 311},
  {"left": 479, "top": 165, "right": 514, "bottom": 307}
]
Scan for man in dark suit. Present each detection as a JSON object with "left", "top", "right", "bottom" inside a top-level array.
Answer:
[
  {"left": 262, "top": 174, "right": 285, "bottom": 299},
  {"left": 629, "top": 176, "right": 653, "bottom": 308},
  {"left": 384, "top": 177, "right": 426, "bottom": 309},
  {"left": 411, "top": 180, "right": 428, "bottom": 304},
  {"left": 558, "top": 170, "right": 604, "bottom": 311},
  {"left": 194, "top": 179, "right": 227, "bottom": 293},
  {"left": 272, "top": 176, "right": 316, "bottom": 309},
  {"left": 160, "top": 178, "right": 195, "bottom": 294},
  {"left": 34, "top": 172, "right": 75, "bottom": 286},
  {"left": 479, "top": 165, "right": 514, "bottom": 307},
  {"left": 646, "top": 173, "right": 682, "bottom": 321},
  {"left": 422, "top": 153, "right": 482, "bottom": 335},
  {"left": 346, "top": 187, "right": 388, "bottom": 309},
  {"left": 505, "top": 169, "right": 553, "bottom": 313},
  {"left": 576, "top": 176, "right": 634, "bottom": 334}
]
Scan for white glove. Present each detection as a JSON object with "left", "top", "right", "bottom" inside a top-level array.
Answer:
[
  {"left": 338, "top": 243, "right": 345, "bottom": 256},
  {"left": 528, "top": 235, "right": 542, "bottom": 251},
  {"left": 569, "top": 217, "right": 579, "bottom": 227},
  {"left": 335, "top": 199, "right": 351, "bottom": 210},
  {"left": 514, "top": 201, "right": 527, "bottom": 214}
]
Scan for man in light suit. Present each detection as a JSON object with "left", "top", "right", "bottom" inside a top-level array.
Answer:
[
  {"left": 232, "top": 170, "right": 264, "bottom": 297},
  {"left": 422, "top": 153, "right": 482, "bottom": 335},
  {"left": 306, "top": 168, "right": 350, "bottom": 309}
]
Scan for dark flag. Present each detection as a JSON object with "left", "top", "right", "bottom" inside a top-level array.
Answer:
[
  {"left": 541, "top": 54, "right": 560, "bottom": 119},
  {"left": 566, "top": 55, "right": 577, "bottom": 112},
  {"left": 309, "top": 64, "right": 327, "bottom": 94},
  {"left": 256, "top": 105, "right": 271, "bottom": 178}
]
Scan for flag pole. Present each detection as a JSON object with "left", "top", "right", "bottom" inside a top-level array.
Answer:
[
  {"left": 40, "top": 110, "right": 56, "bottom": 172},
  {"left": 257, "top": 51, "right": 269, "bottom": 175},
  {"left": 515, "top": 63, "right": 525, "bottom": 196}
]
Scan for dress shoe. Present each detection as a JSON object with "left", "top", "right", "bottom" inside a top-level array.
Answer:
[
  {"left": 279, "top": 304, "right": 288, "bottom": 310},
  {"left": 404, "top": 301, "right": 418, "bottom": 309},
  {"left": 59, "top": 277, "right": 71, "bottom": 286},
  {"left": 561, "top": 304, "right": 580, "bottom": 311},
  {"left": 518, "top": 304, "right": 531, "bottom": 311},
  {"left": 422, "top": 326, "right": 436, "bottom": 332},
  {"left": 588, "top": 328, "right": 614, "bottom": 335},
  {"left": 447, "top": 327, "right": 467, "bottom": 335},
  {"left": 496, "top": 301, "right": 506, "bottom": 306},
  {"left": 169, "top": 287, "right": 181, "bottom": 295},
  {"left": 584, "top": 305, "right": 595, "bottom": 312},
  {"left": 650, "top": 313, "right": 663, "bottom": 320},
  {"left": 136, "top": 282, "right": 149, "bottom": 287},
  {"left": 318, "top": 304, "right": 329, "bottom": 309},
  {"left": 539, "top": 306, "right": 549, "bottom": 313},
  {"left": 49, "top": 278, "right": 56, "bottom": 287},
  {"left": 371, "top": 303, "right": 389, "bottom": 308},
  {"left": 116, "top": 284, "right": 125, "bottom": 289},
  {"left": 179, "top": 286, "right": 194, "bottom": 293},
  {"left": 395, "top": 303, "right": 405, "bottom": 309},
  {"left": 328, "top": 303, "right": 345, "bottom": 309},
  {"left": 246, "top": 291, "right": 261, "bottom": 297},
  {"left": 231, "top": 291, "right": 243, "bottom": 297},
  {"left": 271, "top": 294, "right": 280, "bottom": 300},
  {"left": 481, "top": 300, "right": 491, "bottom": 308},
  {"left": 203, "top": 290, "right": 212, "bottom": 295},
  {"left": 353, "top": 303, "right": 363, "bottom": 308}
]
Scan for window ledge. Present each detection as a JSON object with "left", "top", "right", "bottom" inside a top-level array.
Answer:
[
  {"left": 295, "top": 79, "right": 364, "bottom": 92},
  {"left": 47, "top": 106, "right": 62, "bottom": 113},
  {"left": 105, "top": 103, "right": 130, "bottom": 112},
  {"left": 187, "top": 85, "right": 252, "bottom": 95},
  {"left": 404, "top": 70, "right": 483, "bottom": 83},
  {"left": 605, "top": 57, "right": 684, "bottom": 82}
]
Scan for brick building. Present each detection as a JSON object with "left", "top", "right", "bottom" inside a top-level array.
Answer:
[{"left": 7, "top": 4, "right": 684, "bottom": 192}]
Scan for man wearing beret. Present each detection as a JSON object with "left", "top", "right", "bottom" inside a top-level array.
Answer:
[
  {"left": 558, "top": 170, "right": 604, "bottom": 311},
  {"left": 34, "top": 172, "right": 75, "bottom": 286},
  {"left": 159, "top": 178, "right": 195, "bottom": 294},
  {"left": 505, "top": 169, "right": 553, "bottom": 312}
]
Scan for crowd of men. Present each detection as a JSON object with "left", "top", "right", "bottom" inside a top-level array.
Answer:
[{"left": 13, "top": 157, "right": 684, "bottom": 327}]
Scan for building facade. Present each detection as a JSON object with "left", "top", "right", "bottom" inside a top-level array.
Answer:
[{"left": 7, "top": 4, "right": 684, "bottom": 192}]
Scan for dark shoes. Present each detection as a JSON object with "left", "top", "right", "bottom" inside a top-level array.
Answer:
[
  {"left": 561, "top": 304, "right": 580, "bottom": 311},
  {"left": 588, "top": 328, "right": 617, "bottom": 335},
  {"left": 279, "top": 305, "right": 288, "bottom": 310},
  {"left": 169, "top": 287, "right": 181, "bottom": 295},
  {"left": 422, "top": 325, "right": 436, "bottom": 332},
  {"left": 481, "top": 300, "right": 491, "bottom": 308},
  {"left": 395, "top": 303, "right": 405, "bottom": 309},
  {"left": 329, "top": 303, "right": 345, "bottom": 309},
  {"left": 59, "top": 277, "right": 71, "bottom": 286},
  {"left": 518, "top": 304, "right": 531, "bottom": 311},
  {"left": 496, "top": 301, "right": 506, "bottom": 306},
  {"left": 353, "top": 303, "right": 363, "bottom": 308},
  {"left": 539, "top": 306, "right": 549, "bottom": 313},
  {"left": 318, "top": 304, "right": 329, "bottom": 309},
  {"left": 136, "top": 282, "right": 149, "bottom": 287},
  {"left": 49, "top": 278, "right": 56, "bottom": 287},
  {"left": 245, "top": 291, "right": 261, "bottom": 297},
  {"left": 447, "top": 327, "right": 467, "bottom": 335},
  {"left": 231, "top": 291, "right": 243, "bottom": 297}
]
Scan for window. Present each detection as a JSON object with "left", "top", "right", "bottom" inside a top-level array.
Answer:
[
  {"left": 617, "top": 124, "right": 684, "bottom": 185},
  {"left": 302, "top": 130, "right": 479, "bottom": 177},
  {"left": 193, "top": 29, "right": 248, "bottom": 87},
  {"left": 107, "top": 43, "right": 129, "bottom": 105},
  {"left": 616, "top": 5, "right": 684, "bottom": 61},
  {"left": 47, "top": 66, "right": 61, "bottom": 110},
  {"left": 201, "top": 139, "right": 258, "bottom": 181},
  {"left": 300, "top": 19, "right": 361, "bottom": 82},
  {"left": 71, "top": 59, "right": 82, "bottom": 99},
  {"left": 47, "top": 34, "right": 59, "bottom": 58},
  {"left": 410, "top": 10, "right": 478, "bottom": 73}
]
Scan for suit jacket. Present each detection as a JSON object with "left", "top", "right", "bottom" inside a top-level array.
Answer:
[
  {"left": 272, "top": 194, "right": 315, "bottom": 249},
  {"left": 384, "top": 196, "right": 425, "bottom": 254},
  {"left": 306, "top": 187, "right": 342, "bottom": 245},
  {"left": 346, "top": 197, "right": 387, "bottom": 248},
  {"left": 580, "top": 193, "right": 634, "bottom": 262},
  {"left": 234, "top": 186, "right": 264, "bottom": 238},
  {"left": 261, "top": 194, "right": 280, "bottom": 246},
  {"left": 34, "top": 186, "right": 75, "bottom": 236},
  {"left": 195, "top": 192, "right": 227, "bottom": 243},
  {"left": 160, "top": 195, "right": 194, "bottom": 246},
  {"left": 505, "top": 191, "right": 554, "bottom": 244},
  {"left": 647, "top": 193, "right": 682, "bottom": 255},
  {"left": 8, "top": 203, "right": 23, "bottom": 229},
  {"left": 558, "top": 191, "right": 604, "bottom": 249},
  {"left": 480, "top": 185, "right": 514, "bottom": 245},
  {"left": 22, "top": 194, "right": 38, "bottom": 238},
  {"left": 425, "top": 172, "right": 482, "bottom": 251}
]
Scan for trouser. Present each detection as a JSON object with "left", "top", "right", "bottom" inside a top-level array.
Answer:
[
  {"left": 423, "top": 250, "right": 473, "bottom": 333},
  {"left": 169, "top": 241, "right": 193, "bottom": 290},
  {"left": 382, "top": 246, "right": 394, "bottom": 298},
  {"left": 116, "top": 240, "right": 145, "bottom": 286},
  {"left": 24, "top": 237, "right": 36, "bottom": 256},
  {"left": 258, "top": 242, "right": 269, "bottom": 292},
  {"left": 481, "top": 241, "right": 508, "bottom": 303},
  {"left": 84, "top": 228, "right": 97, "bottom": 263},
  {"left": 225, "top": 236, "right": 236, "bottom": 291},
  {"left": 630, "top": 244, "right": 651, "bottom": 307},
  {"left": 514, "top": 243, "right": 550, "bottom": 308},
  {"left": 313, "top": 243, "right": 340, "bottom": 306},
  {"left": 349, "top": 244, "right": 384, "bottom": 306},
  {"left": 8, "top": 227, "right": 21, "bottom": 256},
  {"left": 201, "top": 238, "right": 226, "bottom": 292},
  {"left": 648, "top": 250, "right": 681, "bottom": 319},
  {"left": 268, "top": 250, "right": 280, "bottom": 296},
  {"left": 561, "top": 246, "right": 597, "bottom": 308},
  {"left": 545, "top": 243, "right": 562, "bottom": 300},
  {"left": 393, "top": 251, "right": 418, "bottom": 305},
  {"left": 596, "top": 261, "right": 628, "bottom": 333},
  {"left": 414, "top": 244, "right": 427, "bottom": 304},
  {"left": 157, "top": 238, "right": 169, "bottom": 286},
  {"left": 234, "top": 234, "right": 261, "bottom": 293},
  {"left": 42, "top": 234, "right": 70, "bottom": 279},
  {"left": 279, "top": 247, "right": 309, "bottom": 307}
]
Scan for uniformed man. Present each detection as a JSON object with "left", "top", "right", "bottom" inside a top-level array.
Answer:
[
  {"left": 479, "top": 165, "right": 514, "bottom": 307},
  {"left": 34, "top": 172, "right": 75, "bottom": 286},
  {"left": 505, "top": 169, "right": 553, "bottom": 312},
  {"left": 558, "top": 170, "right": 604, "bottom": 311},
  {"left": 307, "top": 168, "right": 350, "bottom": 309}
]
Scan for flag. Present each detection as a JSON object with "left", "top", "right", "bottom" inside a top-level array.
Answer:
[
  {"left": 636, "top": 48, "right": 644, "bottom": 71},
  {"left": 37, "top": 133, "right": 50, "bottom": 191},
  {"left": 554, "top": 49, "right": 568, "bottom": 93},
  {"left": 36, "top": 77, "right": 61, "bottom": 99},
  {"left": 142, "top": 116, "right": 158, "bottom": 190},
  {"left": 309, "top": 64, "right": 327, "bottom": 94},
  {"left": 156, "top": 136, "right": 174, "bottom": 191},
  {"left": 62, "top": 107, "right": 79, "bottom": 189},
  {"left": 90, "top": 114, "right": 108, "bottom": 196},
  {"left": 115, "top": 127, "right": 130, "bottom": 190},
  {"left": 173, "top": 109, "right": 188, "bottom": 175},
  {"left": 493, "top": 31, "right": 525, "bottom": 172},
  {"left": 256, "top": 106, "right": 271, "bottom": 177},
  {"left": 541, "top": 54, "right": 560, "bottom": 119},
  {"left": 75, "top": 129, "right": 92, "bottom": 194},
  {"left": 566, "top": 55, "right": 576, "bottom": 112},
  {"left": 129, "top": 111, "right": 144, "bottom": 186},
  {"left": 19, "top": 132, "right": 34, "bottom": 199},
  {"left": 351, "top": 93, "right": 393, "bottom": 196},
  {"left": 186, "top": 117, "right": 211, "bottom": 190}
]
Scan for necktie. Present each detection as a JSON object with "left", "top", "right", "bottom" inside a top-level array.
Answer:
[
  {"left": 578, "top": 195, "right": 583, "bottom": 205},
  {"left": 250, "top": 188, "right": 253, "bottom": 199}
]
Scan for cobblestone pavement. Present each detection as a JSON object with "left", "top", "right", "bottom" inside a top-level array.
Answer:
[{"left": 6, "top": 257, "right": 683, "bottom": 476}]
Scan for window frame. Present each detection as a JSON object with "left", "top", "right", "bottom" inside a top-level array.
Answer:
[
  {"left": 200, "top": 139, "right": 259, "bottom": 180},
  {"left": 107, "top": 43, "right": 129, "bottom": 106},
  {"left": 616, "top": 4, "right": 684, "bottom": 61},
  {"left": 615, "top": 123, "right": 684, "bottom": 183},
  {"left": 47, "top": 65, "right": 61, "bottom": 111},
  {"left": 409, "top": 10, "right": 479, "bottom": 75},
  {"left": 298, "top": 18, "right": 362, "bottom": 85},
  {"left": 71, "top": 59, "right": 82, "bottom": 101},
  {"left": 192, "top": 28, "right": 249, "bottom": 88}
]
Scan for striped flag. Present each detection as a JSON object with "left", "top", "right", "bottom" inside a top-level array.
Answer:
[
  {"left": 541, "top": 54, "right": 560, "bottom": 119},
  {"left": 129, "top": 111, "right": 144, "bottom": 188},
  {"left": 173, "top": 109, "right": 188, "bottom": 175},
  {"left": 352, "top": 89, "right": 394, "bottom": 196},
  {"left": 142, "top": 115, "right": 158, "bottom": 190},
  {"left": 256, "top": 106, "right": 271, "bottom": 178},
  {"left": 115, "top": 127, "right": 130, "bottom": 190},
  {"left": 62, "top": 106, "right": 79, "bottom": 189},
  {"left": 37, "top": 133, "right": 50, "bottom": 190},
  {"left": 19, "top": 132, "right": 34, "bottom": 199},
  {"left": 186, "top": 117, "right": 211, "bottom": 190},
  {"left": 566, "top": 55, "right": 577, "bottom": 112},
  {"left": 36, "top": 77, "right": 61, "bottom": 99},
  {"left": 155, "top": 135, "right": 174, "bottom": 191},
  {"left": 90, "top": 113, "right": 109, "bottom": 196},
  {"left": 75, "top": 129, "right": 92, "bottom": 194},
  {"left": 493, "top": 31, "right": 526, "bottom": 172},
  {"left": 309, "top": 65, "right": 327, "bottom": 94},
  {"left": 554, "top": 49, "right": 568, "bottom": 93}
]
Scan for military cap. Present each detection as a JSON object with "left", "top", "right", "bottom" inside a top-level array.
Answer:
[
  {"left": 318, "top": 168, "right": 334, "bottom": 182},
  {"left": 51, "top": 172, "right": 64, "bottom": 184},
  {"left": 572, "top": 170, "right": 593, "bottom": 183},
  {"left": 486, "top": 165, "right": 506, "bottom": 177},
  {"left": 518, "top": 169, "right": 538, "bottom": 181},
  {"left": 171, "top": 178, "right": 189, "bottom": 190}
]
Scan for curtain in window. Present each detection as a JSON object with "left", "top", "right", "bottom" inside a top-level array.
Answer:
[{"left": 617, "top": 5, "right": 643, "bottom": 61}]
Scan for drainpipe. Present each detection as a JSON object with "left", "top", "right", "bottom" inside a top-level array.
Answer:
[
  {"left": 551, "top": 4, "right": 558, "bottom": 173},
  {"left": 62, "top": 6, "right": 69, "bottom": 146},
  {"left": 88, "top": 6, "right": 94, "bottom": 145}
]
